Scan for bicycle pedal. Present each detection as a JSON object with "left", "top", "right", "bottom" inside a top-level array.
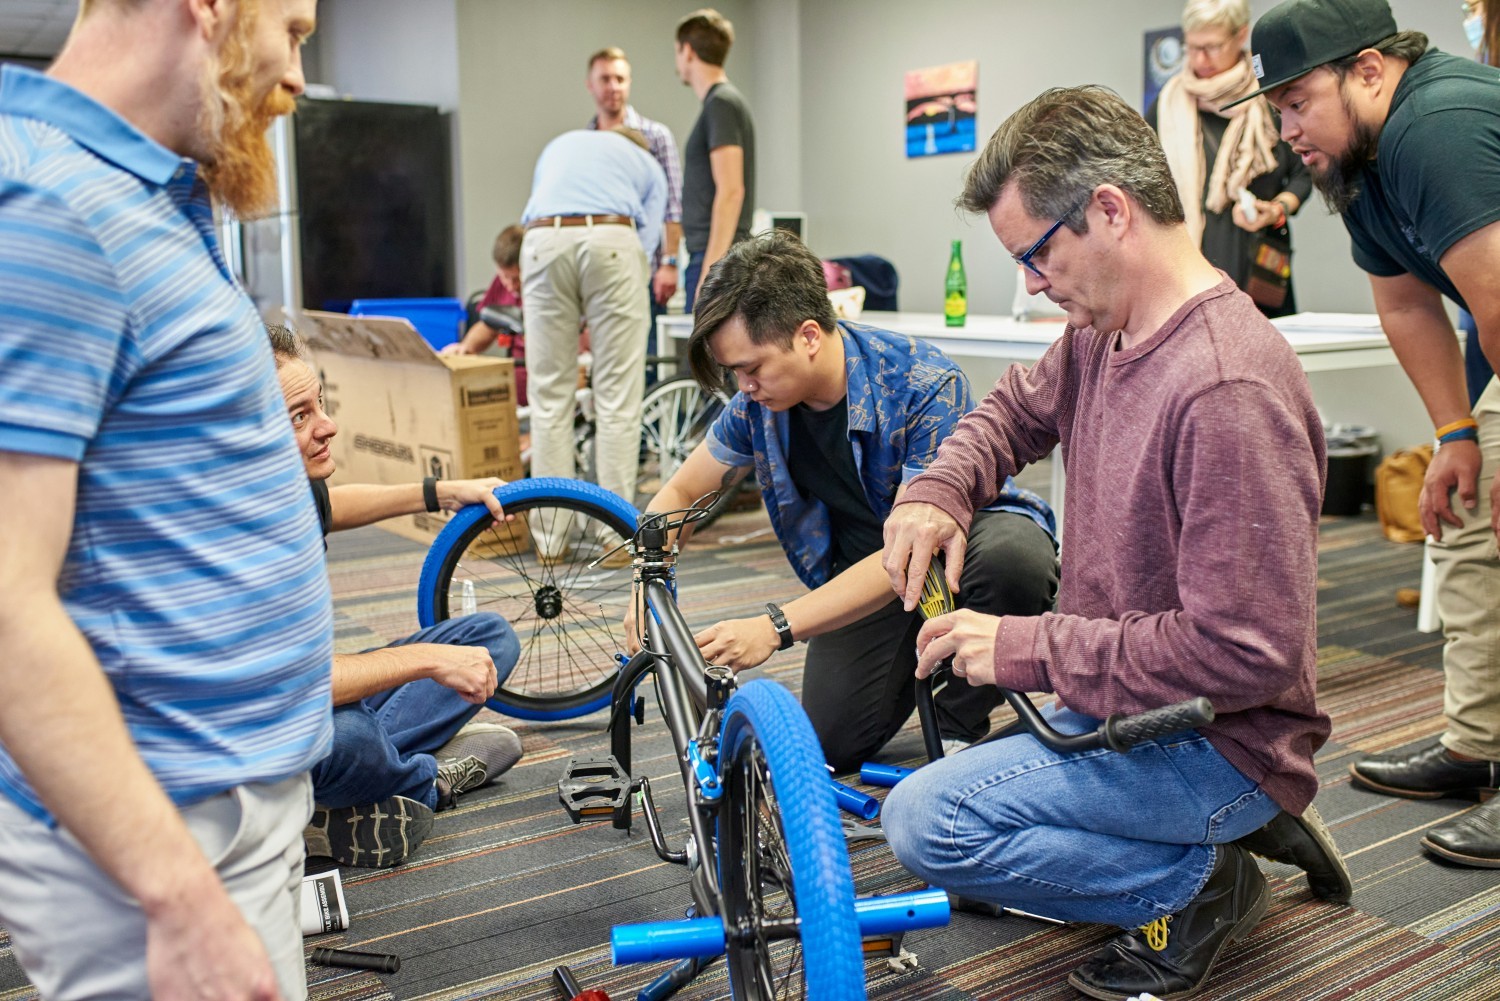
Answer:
[
  {"left": 861, "top": 929, "right": 917, "bottom": 971},
  {"left": 557, "top": 755, "right": 633, "bottom": 824}
]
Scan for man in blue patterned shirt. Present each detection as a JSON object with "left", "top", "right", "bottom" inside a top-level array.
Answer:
[
  {"left": 0, "top": 1, "right": 323, "bottom": 997},
  {"left": 632, "top": 231, "right": 1058, "bottom": 771}
]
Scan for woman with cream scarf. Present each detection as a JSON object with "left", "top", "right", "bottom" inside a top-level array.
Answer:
[{"left": 1146, "top": 0, "right": 1310, "bottom": 316}]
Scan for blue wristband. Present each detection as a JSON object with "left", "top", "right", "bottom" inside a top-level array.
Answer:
[{"left": 1438, "top": 426, "right": 1480, "bottom": 445}]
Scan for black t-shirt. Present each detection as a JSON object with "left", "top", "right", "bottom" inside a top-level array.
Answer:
[
  {"left": 682, "top": 81, "right": 756, "bottom": 254},
  {"left": 786, "top": 397, "right": 883, "bottom": 575},
  {"left": 309, "top": 477, "right": 332, "bottom": 541},
  {"left": 1344, "top": 49, "right": 1500, "bottom": 309}
]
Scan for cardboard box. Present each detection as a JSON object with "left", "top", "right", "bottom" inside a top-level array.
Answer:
[{"left": 296, "top": 310, "right": 524, "bottom": 548}]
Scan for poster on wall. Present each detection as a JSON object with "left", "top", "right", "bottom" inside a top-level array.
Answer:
[
  {"left": 1144, "top": 27, "right": 1184, "bottom": 111},
  {"left": 905, "top": 60, "right": 977, "bottom": 158}
]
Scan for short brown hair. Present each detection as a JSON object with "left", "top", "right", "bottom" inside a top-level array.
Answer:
[
  {"left": 675, "top": 9, "right": 734, "bottom": 67},
  {"left": 587, "top": 46, "right": 628, "bottom": 71},
  {"left": 492, "top": 225, "right": 524, "bottom": 269},
  {"left": 1329, "top": 30, "right": 1429, "bottom": 78},
  {"left": 612, "top": 126, "right": 650, "bottom": 152},
  {"left": 959, "top": 85, "right": 1184, "bottom": 231},
  {"left": 687, "top": 231, "right": 836, "bottom": 392},
  {"left": 266, "top": 322, "right": 308, "bottom": 368}
]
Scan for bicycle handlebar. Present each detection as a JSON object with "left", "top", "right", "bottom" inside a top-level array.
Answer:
[{"left": 914, "top": 553, "right": 1214, "bottom": 756}]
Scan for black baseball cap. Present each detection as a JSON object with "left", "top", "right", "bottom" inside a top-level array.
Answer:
[{"left": 1221, "top": 0, "right": 1399, "bottom": 109}]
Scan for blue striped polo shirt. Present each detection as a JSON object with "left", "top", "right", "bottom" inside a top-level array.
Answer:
[{"left": 0, "top": 67, "right": 333, "bottom": 821}]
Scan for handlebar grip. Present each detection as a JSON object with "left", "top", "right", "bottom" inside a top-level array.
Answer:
[{"left": 1100, "top": 697, "right": 1215, "bottom": 752}]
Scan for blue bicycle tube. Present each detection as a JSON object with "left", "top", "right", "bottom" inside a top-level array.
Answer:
[
  {"left": 717, "top": 679, "right": 865, "bottom": 999},
  {"left": 416, "top": 477, "right": 639, "bottom": 721}
]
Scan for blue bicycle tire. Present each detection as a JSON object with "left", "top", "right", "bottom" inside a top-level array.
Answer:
[
  {"left": 417, "top": 478, "right": 638, "bottom": 720},
  {"left": 718, "top": 680, "right": 865, "bottom": 1000}
]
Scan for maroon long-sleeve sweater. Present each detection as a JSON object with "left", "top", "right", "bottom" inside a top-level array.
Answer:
[{"left": 901, "top": 279, "right": 1329, "bottom": 813}]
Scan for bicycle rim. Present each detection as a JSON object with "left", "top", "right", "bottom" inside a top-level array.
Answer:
[
  {"left": 718, "top": 681, "right": 864, "bottom": 1000},
  {"left": 426, "top": 493, "right": 634, "bottom": 717},
  {"left": 637, "top": 375, "right": 736, "bottom": 520}
]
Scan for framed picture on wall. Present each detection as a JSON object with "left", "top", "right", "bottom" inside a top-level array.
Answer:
[
  {"left": 905, "top": 60, "right": 977, "bottom": 159},
  {"left": 1144, "top": 27, "right": 1184, "bottom": 111}
]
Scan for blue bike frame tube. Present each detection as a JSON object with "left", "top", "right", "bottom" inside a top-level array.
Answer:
[
  {"left": 611, "top": 889, "right": 951, "bottom": 963},
  {"left": 859, "top": 762, "right": 915, "bottom": 787},
  {"left": 828, "top": 777, "right": 880, "bottom": 820},
  {"left": 644, "top": 578, "right": 720, "bottom": 908},
  {"left": 853, "top": 889, "right": 951, "bottom": 935}
]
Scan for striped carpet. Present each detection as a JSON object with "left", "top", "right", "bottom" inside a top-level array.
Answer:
[{"left": 3, "top": 492, "right": 1499, "bottom": 1000}]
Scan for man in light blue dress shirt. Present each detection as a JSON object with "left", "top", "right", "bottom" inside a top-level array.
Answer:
[{"left": 520, "top": 129, "right": 667, "bottom": 516}]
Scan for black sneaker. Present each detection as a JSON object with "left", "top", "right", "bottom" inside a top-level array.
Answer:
[
  {"left": 434, "top": 722, "right": 523, "bottom": 810},
  {"left": 304, "top": 795, "right": 434, "bottom": 869},
  {"left": 1235, "top": 804, "right": 1352, "bottom": 903},
  {"left": 1067, "top": 843, "right": 1268, "bottom": 1001}
]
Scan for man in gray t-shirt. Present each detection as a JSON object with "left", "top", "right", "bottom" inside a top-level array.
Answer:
[{"left": 673, "top": 8, "right": 756, "bottom": 309}]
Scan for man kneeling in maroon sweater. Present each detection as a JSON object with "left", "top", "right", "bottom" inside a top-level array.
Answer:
[{"left": 880, "top": 85, "right": 1350, "bottom": 1001}]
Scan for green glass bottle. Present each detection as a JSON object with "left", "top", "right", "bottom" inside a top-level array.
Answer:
[{"left": 944, "top": 239, "right": 967, "bottom": 327}]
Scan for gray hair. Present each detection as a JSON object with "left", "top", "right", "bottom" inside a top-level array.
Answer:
[
  {"left": 1182, "top": 0, "right": 1249, "bottom": 34},
  {"left": 957, "top": 86, "right": 1184, "bottom": 231}
]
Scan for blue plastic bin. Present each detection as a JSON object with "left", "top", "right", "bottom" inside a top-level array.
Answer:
[{"left": 350, "top": 297, "right": 466, "bottom": 351}]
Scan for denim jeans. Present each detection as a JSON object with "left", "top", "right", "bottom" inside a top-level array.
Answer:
[
  {"left": 310, "top": 613, "right": 520, "bottom": 811},
  {"left": 883, "top": 705, "right": 1280, "bottom": 929},
  {"left": 683, "top": 253, "right": 703, "bottom": 314}
]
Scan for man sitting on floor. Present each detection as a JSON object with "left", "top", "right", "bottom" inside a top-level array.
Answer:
[
  {"left": 269, "top": 324, "right": 523, "bottom": 868},
  {"left": 629, "top": 230, "right": 1059, "bottom": 773},
  {"left": 879, "top": 85, "right": 1347, "bottom": 1000}
]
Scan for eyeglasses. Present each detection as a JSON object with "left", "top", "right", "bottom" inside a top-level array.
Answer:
[
  {"left": 1184, "top": 39, "right": 1233, "bottom": 57},
  {"left": 1013, "top": 201, "right": 1086, "bottom": 279}
]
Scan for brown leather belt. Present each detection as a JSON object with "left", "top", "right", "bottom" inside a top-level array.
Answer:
[{"left": 525, "top": 214, "right": 634, "bottom": 229}]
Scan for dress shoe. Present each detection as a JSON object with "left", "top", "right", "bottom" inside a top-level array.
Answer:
[
  {"left": 1236, "top": 803, "right": 1352, "bottom": 903},
  {"left": 1349, "top": 740, "right": 1500, "bottom": 800},
  {"left": 1067, "top": 843, "right": 1268, "bottom": 1001},
  {"left": 1421, "top": 797, "right": 1500, "bottom": 868}
]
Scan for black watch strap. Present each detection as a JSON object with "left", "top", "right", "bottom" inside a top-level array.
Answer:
[
  {"left": 422, "top": 476, "right": 441, "bottom": 513},
  {"left": 765, "top": 602, "right": 794, "bottom": 650}
]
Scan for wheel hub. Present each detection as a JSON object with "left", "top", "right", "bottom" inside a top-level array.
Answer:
[{"left": 535, "top": 584, "right": 564, "bottom": 619}]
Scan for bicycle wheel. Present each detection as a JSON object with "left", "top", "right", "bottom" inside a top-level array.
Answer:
[
  {"left": 417, "top": 478, "right": 638, "bottom": 721},
  {"left": 637, "top": 373, "right": 742, "bottom": 524},
  {"left": 717, "top": 680, "right": 864, "bottom": 1000}
]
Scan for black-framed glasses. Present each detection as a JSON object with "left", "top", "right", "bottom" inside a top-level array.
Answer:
[{"left": 1013, "top": 200, "right": 1086, "bottom": 279}]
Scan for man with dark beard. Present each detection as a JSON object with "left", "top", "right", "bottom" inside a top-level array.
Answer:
[
  {"left": 1235, "top": 0, "right": 1500, "bottom": 867},
  {"left": 0, "top": 1, "right": 322, "bottom": 998}
]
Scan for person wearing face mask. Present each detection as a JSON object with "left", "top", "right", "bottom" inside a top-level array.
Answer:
[{"left": 1146, "top": 0, "right": 1311, "bottom": 317}]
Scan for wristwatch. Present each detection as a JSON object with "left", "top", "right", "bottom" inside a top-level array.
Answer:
[
  {"left": 662, "top": 255, "right": 679, "bottom": 267},
  {"left": 765, "top": 602, "right": 794, "bottom": 650}
]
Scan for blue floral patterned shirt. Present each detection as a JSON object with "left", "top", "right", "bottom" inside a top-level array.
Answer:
[{"left": 705, "top": 321, "right": 1055, "bottom": 589}]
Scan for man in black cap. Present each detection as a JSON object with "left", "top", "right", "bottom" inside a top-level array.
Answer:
[{"left": 1236, "top": 0, "right": 1500, "bottom": 868}]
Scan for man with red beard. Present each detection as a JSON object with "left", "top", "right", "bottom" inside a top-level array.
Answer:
[
  {"left": 0, "top": 1, "right": 322, "bottom": 998},
  {"left": 1241, "top": 0, "right": 1500, "bottom": 866}
]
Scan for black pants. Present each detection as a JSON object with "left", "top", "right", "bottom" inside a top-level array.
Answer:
[{"left": 801, "top": 510, "right": 1059, "bottom": 772}]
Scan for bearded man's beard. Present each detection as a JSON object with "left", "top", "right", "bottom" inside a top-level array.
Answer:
[
  {"left": 196, "top": 9, "right": 297, "bottom": 218},
  {"left": 1310, "top": 86, "right": 1381, "bottom": 215}
]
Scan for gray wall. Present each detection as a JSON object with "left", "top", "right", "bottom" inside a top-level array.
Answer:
[
  {"left": 310, "top": 0, "right": 1476, "bottom": 313},
  {"left": 452, "top": 0, "right": 758, "bottom": 296}
]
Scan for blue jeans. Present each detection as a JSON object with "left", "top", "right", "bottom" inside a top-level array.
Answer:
[
  {"left": 683, "top": 252, "right": 703, "bottom": 314},
  {"left": 883, "top": 706, "right": 1279, "bottom": 929},
  {"left": 309, "top": 613, "right": 520, "bottom": 811}
]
